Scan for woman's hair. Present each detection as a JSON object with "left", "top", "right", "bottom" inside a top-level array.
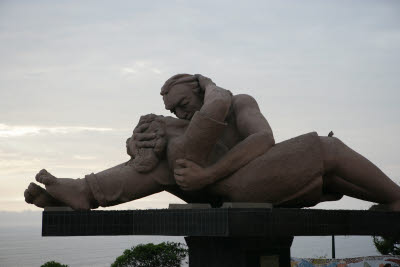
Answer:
[
  {"left": 160, "top": 74, "right": 204, "bottom": 97},
  {"left": 126, "top": 114, "right": 167, "bottom": 173}
]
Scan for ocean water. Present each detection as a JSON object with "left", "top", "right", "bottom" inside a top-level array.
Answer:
[
  {"left": 0, "top": 211, "right": 380, "bottom": 267},
  {"left": 0, "top": 225, "right": 186, "bottom": 267}
]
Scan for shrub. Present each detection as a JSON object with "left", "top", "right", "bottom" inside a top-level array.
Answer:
[
  {"left": 41, "top": 261, "right": 69, "bottom": 267},
  {"left": 111, "top": 242, "right": 188, "bottom": 267},
  {"left": 373, "top": 236, "right": 400, "bottom": 255}
]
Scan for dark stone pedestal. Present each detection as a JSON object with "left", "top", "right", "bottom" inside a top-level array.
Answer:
[
  {"left": 185, "top": 236, "right": 293, "bottom": 267},
  {"left": 42, "top": 208, "right": 400, "bottom": 267}
]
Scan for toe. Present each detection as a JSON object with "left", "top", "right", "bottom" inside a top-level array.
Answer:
[
  {"left": 35, "top": 169, "right": 56, "bottom": 185},
  {"left": 35, "top": 171, "right": 43, "bottom": 183},
  {"left": 35, "top": 169, "right": 47, "bottom": 182},
  {"left": 24, "top": 189, "right": 33, "bottom": 204},
  {"left": 28, "top": 182, "right": 44, "bottom": 195}
]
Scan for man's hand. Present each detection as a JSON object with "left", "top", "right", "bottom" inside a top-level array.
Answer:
[
  {"left": 174, "top": 159, "right": 215, "bottom": 191},
  {"left": 194, "top": 74, "right": 216, "bottom": 91}
]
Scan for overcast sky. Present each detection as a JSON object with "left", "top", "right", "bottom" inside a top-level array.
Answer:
[{"left": 1, "top": 0, "right": 399, "bottom": 211}]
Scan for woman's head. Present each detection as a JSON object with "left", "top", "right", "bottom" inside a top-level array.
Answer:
[
  {"left": 160, "top": 74, "right": 204, "bottom": 120},
  {"left": 126, "top": 114, "right": 167, "bottom": 173}
]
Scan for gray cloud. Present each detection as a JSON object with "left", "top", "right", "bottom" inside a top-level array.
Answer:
[{"left": 0, "top": 123, "right": 113, "bottom": 137}]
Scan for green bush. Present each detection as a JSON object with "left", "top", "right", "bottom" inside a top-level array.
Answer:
[
  {"left": 373, "top": 236, "right": 400, "bottom": 255},
  {"left": 41, "top": 261, "right": 69, "bottom": 267},
  {"left": 111, "top": 242, "right": 188, "bottom": 267}
]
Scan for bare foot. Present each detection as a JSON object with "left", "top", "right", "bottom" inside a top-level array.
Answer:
[
  {"left": 24, "top": 182, "right": 64, "bottom": 208},
  {"left": 35, "top": 169, "right": 95, "bottom": 210}
]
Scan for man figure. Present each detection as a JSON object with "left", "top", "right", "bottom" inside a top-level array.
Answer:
[{"left": 134, "top": 74, "right": 275, "bottom": 191}]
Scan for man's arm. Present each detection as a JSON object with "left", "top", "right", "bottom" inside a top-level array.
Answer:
[
  {"left": 207, "top": 94, "right": 274, "bottom": 182},
  {"left": 173, "top": 76, "right": 232, "bottom": 169},
  {"left": 174, "top": 94, "right": 275, "bottom": 190},
  {"left": 196, "top": 74, "right": 232, "bottom": 123}
]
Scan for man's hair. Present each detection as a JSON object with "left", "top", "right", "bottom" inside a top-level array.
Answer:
[{"left": 160, "top": 73, "right": 203, "bottom": 96}]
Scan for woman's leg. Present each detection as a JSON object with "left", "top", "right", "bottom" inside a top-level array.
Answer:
[
  {"left": 320, "top": 136, "right": 400, "bottom": 206},
  {"left": 27, "top": 160, "right": 169, "bottom": 210},
  {"left": 87, "top": 161, "right": 168, "bottom": 208},
  {"left": 323, "top": 174, "right": 383, "bottom": 203}
]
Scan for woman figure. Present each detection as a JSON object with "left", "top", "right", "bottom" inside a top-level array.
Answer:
[{"left": 24, "top": 75, "right": 400, "bottom": 211}]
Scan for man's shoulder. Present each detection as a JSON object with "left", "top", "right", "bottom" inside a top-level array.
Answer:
[{"left": 232, "top": 94, "right": 259, "bottom": 110}]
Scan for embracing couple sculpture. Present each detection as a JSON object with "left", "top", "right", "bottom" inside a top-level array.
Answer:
[{"left": 24, "top": 74, "right": 400, "bottom": 211}]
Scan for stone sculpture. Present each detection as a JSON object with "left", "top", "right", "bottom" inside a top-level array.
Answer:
[{"left": 24, "top": 74, "right": 400, "bottom": 211}]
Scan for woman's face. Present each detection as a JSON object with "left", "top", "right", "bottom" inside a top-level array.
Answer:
[{"left": 162, "top": 83, "right": 203, "bottom": 120}]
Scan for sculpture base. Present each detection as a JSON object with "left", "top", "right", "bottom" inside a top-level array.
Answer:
[
  {"left": 42, "top": 207, "right": 400, "bottom": 267},
  {"left": 185, "top": 236, "right": 293, "bottom": 267}
]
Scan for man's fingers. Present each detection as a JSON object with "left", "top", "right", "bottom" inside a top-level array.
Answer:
[
  {"left": 133, "top": 123, "right": 149, "bottom": 133},
  {"left": 176, "top": 159, "right": 198, "bottom": 170},
  {"left": 174, "top": 174, "right": 185, "bottom": 186},
  {"left": 136, "top": 140, "right": 157, "bottom": 148},
  {"left": 179, "top": 75, "right": 197, "bottom": 84},
  {"left": 175, "top": 159, "right": 189, "bottom": 168},
  {"left": 174, "top": 168, "right": 186, "bottom": 176},
  {"left": 134, "top": 132, "right": 157, "bottom": 141},
  {"left": 195, "top": 74, "right": 214, "bottom": 84},
  {"left": 175, "top": 178, "right": 189, "bottom": 191},
  {"left": 194, "top": 74, "right": 207, "bottom": 79}
]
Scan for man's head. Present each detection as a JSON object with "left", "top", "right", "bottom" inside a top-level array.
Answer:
[{"left": 160, "top": 74, "right": 204, "bottom": 120}]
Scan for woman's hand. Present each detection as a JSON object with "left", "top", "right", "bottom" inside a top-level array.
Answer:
[
  {"left": 128, "top": 119, "right": 166, "bottom": 157},
  {"left": 174, "top": 159, "right": 215, "bottom": 191}
]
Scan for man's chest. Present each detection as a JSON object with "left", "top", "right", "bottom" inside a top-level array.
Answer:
[{"left": 219, "top": 116, "right": 242, "bottom": 149}]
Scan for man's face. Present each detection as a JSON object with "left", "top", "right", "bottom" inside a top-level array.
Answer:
[{"left": 162, "top": 83, "right": 203, "bottom": 120}]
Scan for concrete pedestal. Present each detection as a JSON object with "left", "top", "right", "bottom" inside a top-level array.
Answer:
[
  {"left": 42, "top": 207, "right": 400, "bottom": 267},
  {"left": 185, "top": 236, "right": 293, "bottom": 267}
]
